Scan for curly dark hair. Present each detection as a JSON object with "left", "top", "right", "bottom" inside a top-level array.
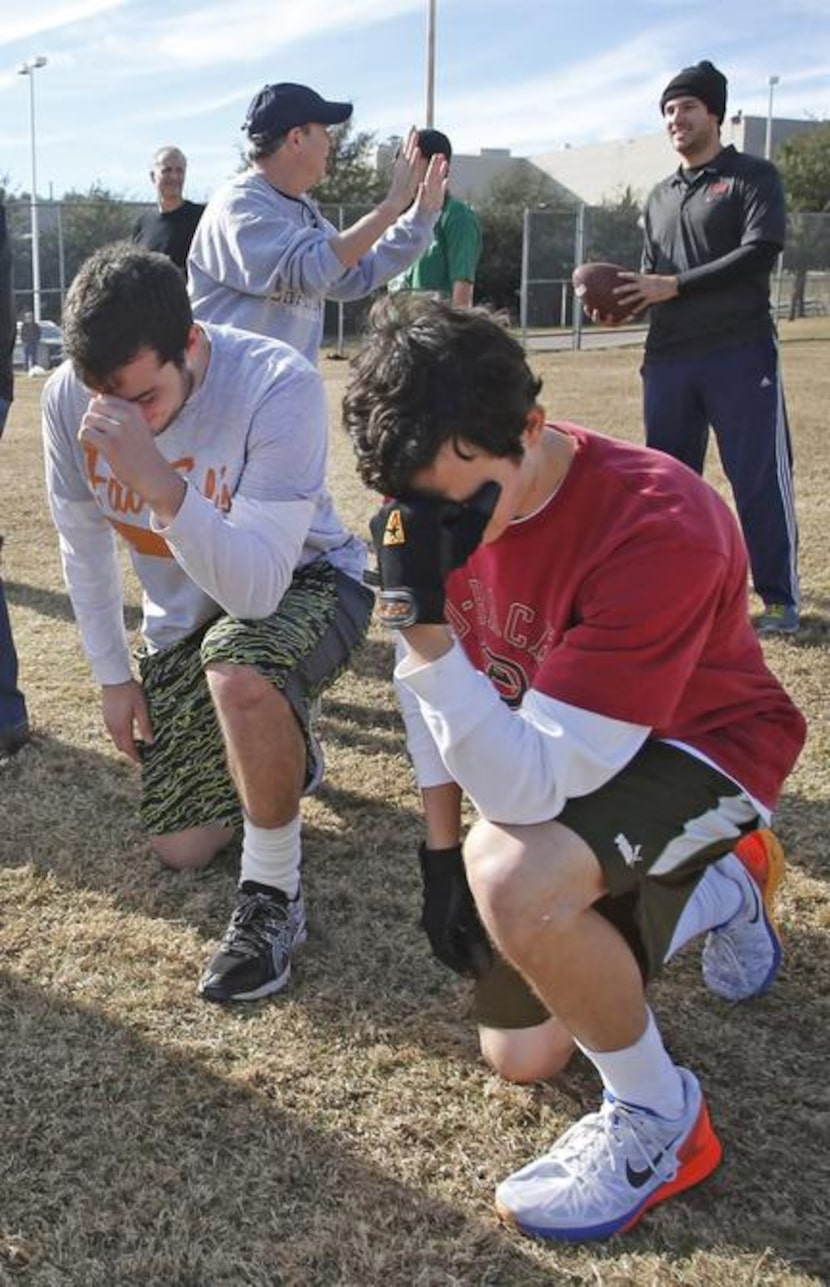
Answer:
[
  {"left": 62, "top": 242, "right": 192, "bottom": 384},
  {"left": 342, "top": 296, "right": 543, "bottom": 496}
]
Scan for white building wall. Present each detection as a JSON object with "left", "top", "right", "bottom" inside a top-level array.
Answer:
[{"left": 531, "top": 116, "right": 824, "bottom": 207}]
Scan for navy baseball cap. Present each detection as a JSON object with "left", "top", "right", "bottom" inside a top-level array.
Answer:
[{"left": 242, "top": 83, "right": 353, "bottom": 137}]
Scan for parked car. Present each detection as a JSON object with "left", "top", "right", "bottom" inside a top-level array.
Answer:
[{"left": 13, "top": 318, "right": 64, "bottom": 370}]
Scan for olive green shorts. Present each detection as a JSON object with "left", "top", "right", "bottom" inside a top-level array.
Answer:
[
  {"left": 472, "top": 739, "right": 761, "bottom": 1029},
  {"left": 137, "top": 562, "right": 373, "bottom": 836}
]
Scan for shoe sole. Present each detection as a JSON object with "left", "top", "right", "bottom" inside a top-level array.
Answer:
[
  {"left": 756, "top": 623, "right": 799, "bottom": 636},
  {"left": 495, "top": 1100, "right": 723, "bottom": 1242},
  {"left": 198, "top": 921, "right": 308, "bottom": 1004}
]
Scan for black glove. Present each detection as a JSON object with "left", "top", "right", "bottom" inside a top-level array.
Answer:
[
  {"left": 419, "top": 843, "right": 493, "bottom": 978},
  {"left": 368, "top": 482, "right": 501, "bottom": 629}
]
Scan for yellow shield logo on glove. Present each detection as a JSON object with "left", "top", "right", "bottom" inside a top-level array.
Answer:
[{"left": 383, "top": 509, "right": 406, "bottom": 546}]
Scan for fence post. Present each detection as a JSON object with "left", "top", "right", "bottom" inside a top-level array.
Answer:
[
  {"left": 520, "top": 207, "right": 530, "bottom": 347},
  {"left": 56, "top": 200, "right": 67, "bottom": 313},
  {"left": 335, "top": 205, "right": 346, "bottom": 357},
  {"left": 572, "top": 204, "right": 586, "bottom": 351}
]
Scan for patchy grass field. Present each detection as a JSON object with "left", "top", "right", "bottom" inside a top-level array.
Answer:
[{"left": 1, "top": 322, "right": 828, "bottom": 1286}]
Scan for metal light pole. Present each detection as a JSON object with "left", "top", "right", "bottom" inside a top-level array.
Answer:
[
  {"left": 425, "top": 0, "right": 436, "bottom": 126},
  {"left": 765, "top": 74, "right": 780, "bottom": 161},
  {"left": 17, "top": 55, "right": 48, "bottom": 322}
]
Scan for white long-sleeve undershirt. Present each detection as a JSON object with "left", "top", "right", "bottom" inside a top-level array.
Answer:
[{"left": 396, "top": 637, "right": 650, "bottom": 825}]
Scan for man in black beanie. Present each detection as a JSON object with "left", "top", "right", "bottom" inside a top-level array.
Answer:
[
  {"left": 608, "top": 60, "right": 800, "bottom": 636},
  {"left": 659, "top": 59, "right": 727, "bottom": 123}
]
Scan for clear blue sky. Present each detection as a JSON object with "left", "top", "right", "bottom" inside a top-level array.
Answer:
[{"left": 2, "top": 0, "right": 829, "bottom": 203}]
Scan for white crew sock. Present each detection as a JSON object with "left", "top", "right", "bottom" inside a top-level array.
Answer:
[
  {"left": 576, "top": 1008, "right": 685, "bottom": 1119},
  {"left": 665, "top": 854, "right": 746, "bottom": 961},
  {"left": 239, "top": 813, "right": 302, "bottom": 899}
]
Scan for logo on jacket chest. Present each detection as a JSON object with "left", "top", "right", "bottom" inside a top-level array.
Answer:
[{"left": 705, "top": 179, "right": 733, "bottom": 202}]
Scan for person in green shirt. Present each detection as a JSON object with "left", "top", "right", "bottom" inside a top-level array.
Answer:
[{"left": 392, "top": 129, "right": 482, "bottom": 306}]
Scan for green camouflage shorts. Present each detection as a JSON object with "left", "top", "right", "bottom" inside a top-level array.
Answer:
[{"left": 137, "top": 562, "right": 372, "bottom": 837}]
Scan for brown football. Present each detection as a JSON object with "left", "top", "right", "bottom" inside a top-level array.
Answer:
[{"left": 572, "top": 261, "right": 633, "bottom": 323}]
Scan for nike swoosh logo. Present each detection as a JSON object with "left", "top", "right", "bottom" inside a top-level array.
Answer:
[
  {"left": 625, "top": 1136, "right": 681, "bottom": 1188},
  {"left": 747, "top": 884, "right": 762, "bottom": 925}
]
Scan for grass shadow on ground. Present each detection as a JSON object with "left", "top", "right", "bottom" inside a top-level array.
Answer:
[
  {"left": 0, "top": 972, "right": 569, "bottom": 1287},
  {"left": 3, "top": 577, "right": 142, "bottom": 633}
]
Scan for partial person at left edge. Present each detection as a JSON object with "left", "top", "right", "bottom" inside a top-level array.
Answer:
[
  {"left": 41, "top": 243, "right": 374, "bottom": 1002},
  {"left": 131, "top": 146, "right": 205, "bottom": 276},
  {"left": 0, "top": 198, "right": 31, "bottom": 758}
]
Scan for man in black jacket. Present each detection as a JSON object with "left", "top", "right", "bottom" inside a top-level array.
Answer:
[{"left": 613, "top": 60, "right": 799, "bottom": 636}]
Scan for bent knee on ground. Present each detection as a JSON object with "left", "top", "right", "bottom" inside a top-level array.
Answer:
[
  {"left": 151, "top": 824, "right": 235, "bottom": 872},
  {"left": 479, "top": 1018, "right": 575, "bottom": 1084}
]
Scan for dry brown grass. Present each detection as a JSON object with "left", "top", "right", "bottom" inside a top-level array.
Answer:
[{"left": 1, "top": 323, "right": 828, "bottom": 1287}]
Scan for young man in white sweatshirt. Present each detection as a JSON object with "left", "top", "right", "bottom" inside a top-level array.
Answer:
[{"left": 43, "top": 243, "right": 373, "bottom": 1003}]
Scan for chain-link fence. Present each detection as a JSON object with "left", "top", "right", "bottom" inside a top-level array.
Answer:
[
  {"left": 318, "top": 203, "right": 375, "bottom": 354},
  {"left": 7, "top": 196, "right": 829, "bottom": 359},
  {"left": 4, "top": 196, "right": 380, "bottom": 352},
  {"left": 521, "top": 205, "right": 830, "bottom": 348},
  {"left": 6, "top": 198, "right": 154, "bottom": 322}
]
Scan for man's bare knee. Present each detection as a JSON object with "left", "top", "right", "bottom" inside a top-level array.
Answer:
[
  {"left": 151, "top": 825, "right": 235, "bottom": 872},
  {"left": 464, "top": 817, "right": 602, "bottom": 954},
  {"left": 205, "top": 661, "right": 281, "bottom": 714},
  {"left": 464, "top": 820, "right": 571, "bottom": 945},
  {"left": 479, "top": 1019, "right": 576, "bottom": 1084}
]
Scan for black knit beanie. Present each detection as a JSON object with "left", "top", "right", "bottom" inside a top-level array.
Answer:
[
  {"left": 659, "top": 60, "right": 727, "bottom": 123},
  {"left": 417, "top": 129, "right": 452, "bottom": 162}
]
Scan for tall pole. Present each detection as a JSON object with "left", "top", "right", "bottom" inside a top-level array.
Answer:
[
  {"left": 425, "top": 0, "right": 436, "bottom": 126},
  {"left": 17, "top": 56, "right": 48, "bottom": 322},
  {"left": 765, "top": 75, "right": 779, "bottom": 161}
]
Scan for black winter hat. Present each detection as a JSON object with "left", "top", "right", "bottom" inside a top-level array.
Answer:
[
  {"left": 417, "top": 128, "right": 452, "bottom": 162},
  {"left": 659, "top": 60, "right": 727, "bottom": 123}
]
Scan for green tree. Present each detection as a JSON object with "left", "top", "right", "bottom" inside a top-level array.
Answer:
[
  {"left": 47, "top": 185, "right": 135, "bottom": 282},
  {"left": 775, "top": 122, "right": 830, "bottom": 319},
  {"left": 776, "top": 122, "right": 830, "bottom": 212},
  {"left": 6, "top": 185, "right": 136, "bottom": 321},
  {"left": 314, "top": 122, "right": 385, "bottom": 207},
  {"left": 475, "top": 171, "right": 644, "bottom": 324},
  {"left": 476, "top": 165, "right": 577, "bottom": 319},
  {"left": 584, "top": 188, "right": 643, "bottom": 269}
]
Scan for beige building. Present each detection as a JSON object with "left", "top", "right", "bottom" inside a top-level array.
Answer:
[
  {"left": 375, "top": 141, "right": 578, "bottom": 207},
  {"left": 530, "top": 115, "right": 823, "bottom": 207},
  {"left": 378, "top": 116, "right": 823, "bottom": 214}
]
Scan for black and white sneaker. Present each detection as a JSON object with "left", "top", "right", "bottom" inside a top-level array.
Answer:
[{"left": 199, "top": 886, "right": 307, "bottom": 1003}]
